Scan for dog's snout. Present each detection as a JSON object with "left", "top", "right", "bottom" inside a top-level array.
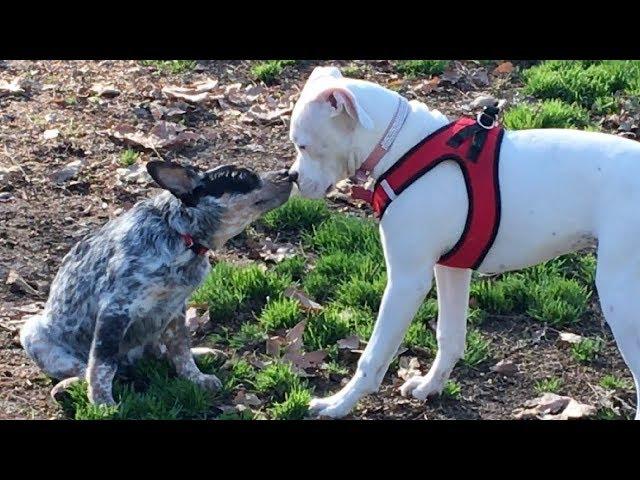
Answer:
[{"left": 288, "top": 170, "right": 299, "bottom": 183}]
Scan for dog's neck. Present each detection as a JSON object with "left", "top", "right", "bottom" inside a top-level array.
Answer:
[
  {"left": 354, "top": 94, "right": 450, "bottom": 182},
  {"left": 154, "top": 192, "right": 222, "bottom": 251}
]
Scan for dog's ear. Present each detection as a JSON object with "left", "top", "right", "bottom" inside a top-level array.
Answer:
[
  {"left": 146, "top": 160, "right": 201, "bottom": 198},
  {"left": 313, "top": 86, "right": 374, "bottom": 130}
]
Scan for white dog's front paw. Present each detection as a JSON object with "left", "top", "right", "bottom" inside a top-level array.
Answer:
[
  {"left": 399, "top": 375, "right": 444, "bottom": 401},
  {"left": 308, "top": 394, "right": 353, "bottom": 419}
]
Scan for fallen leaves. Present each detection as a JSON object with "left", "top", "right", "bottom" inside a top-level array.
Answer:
[
  {"left": 90, "top": 83, "right": 120, "bottom": 98},
  {"left": 513, "top": 393, "right": 596, "bottom": 420},
  {"left": 337, "top": 335, "right": 360, "bottom": 351},
  {"left": 265, "top": 320, "right": 327, "bottom": 375},
  {"left": 397, "top": 357, "right": 421, "bottom": 381},
  {"left": 43, "top": 128, "right": 59, "bottom": 140},
  {"left": 284, "top": 287, "right": 323, "bottom": 312},
  {"left": 0, "top": 79, "right": 25, "bottom": 97},
  {"left": 108, "top": 121, "right": 200, "bottom": 151},
  {"left": 490, "top": 359, "right": 519, "bottom": 376},
  {"left": 50, "top": 159, "right": 83, "bottom": 184},
  {"left": 493, "top": 62, "right": 515, "bottom": 75},
  {"left": 558, "top": 332, "right": 584, "bottom": 345},
  {"left": 6, "top": 270, "right": 42, "bottom": 297},
  {"left": 116, "top": 163, "right": 152, "bottom": 185},
  {"left": 162, "top": 78, "right": 219, "bottom": 103}
]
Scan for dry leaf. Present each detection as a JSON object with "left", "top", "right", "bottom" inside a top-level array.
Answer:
[
  {"left": 0, "top": 79, "right": 25, "bottom": 97},
  {"left": 243, "top": 104, "right": 292, "bottom": 124},
  {"left": 337, "top": 335, "right": 360, "bottom": 350},
  {"left": 43, "top": 129, "right": 59, "bottom": 140},
  {"left": 91, "top": 83, "right": 120, "bottom": 98},
  {"left": 6, "top": 270, "right": 41, "bottom": 296},
  {"left": 558, "top": 332, "right": 583, "bottom": 345},
  {"left": 51, "top": 159, "right": 83, "bottom": 184},
  {"left": 185, "top": 308, "right": 210, "bottom": 332},
  {"left": 266, "top": 336, "right": 284, "bottom": 357},
  {"left": 232, "top": 390, "right": 262, "bottom": 407},
  {"left": 490, "top": 359, "right": 518, "bottom": 376},
  {"left": 397, "top": 357, "right": 421, "bottom": 381},
  {"left": 109, "top": 122, "right": 200, "bottom": 150},
  {"left": 162, "top": 78, "right": 219, "bottom": 103},
  {"left": 440, "top": 69, "right": 462, "bottom": 84},
  {"left": 493, "top": 62, "right": 515, "bottom": 75},
  {"left": 514, "top": 393, "right": 594, "bottom": 420},
  {"left": 417, "top": 76, "right": 440, "bottom": 94},
  {"left": 284, "top": 287, "right": 323, "bottom": 312}
]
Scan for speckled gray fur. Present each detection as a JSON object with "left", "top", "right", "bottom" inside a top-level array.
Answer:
[{"left": 20, "top": 162, "right": 292, "bottom": 405}]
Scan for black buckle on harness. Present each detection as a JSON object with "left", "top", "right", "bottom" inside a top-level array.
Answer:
[{"left": 446, "top": 104, "right": 500, "bottom": 162}]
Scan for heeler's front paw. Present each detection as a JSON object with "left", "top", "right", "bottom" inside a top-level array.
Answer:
[{"left": 87, "top": 383, "right": 117, "bottom": 406}]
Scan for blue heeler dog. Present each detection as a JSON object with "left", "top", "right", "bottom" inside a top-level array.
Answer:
[{"left": 20, "top": 160, "right": 293, "bottom": 406}]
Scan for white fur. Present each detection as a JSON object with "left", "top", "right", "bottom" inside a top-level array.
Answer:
[{"left": 289, "top": 66, "right": 640, "bottom": 419}]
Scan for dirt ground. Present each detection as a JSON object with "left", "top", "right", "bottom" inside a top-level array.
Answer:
[{"left": 0, "top": 60, "right": 635, "bottom": 420}]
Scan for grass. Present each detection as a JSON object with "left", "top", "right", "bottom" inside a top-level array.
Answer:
[
  {"left": 141, "top": 60, "right": 197, "bottom": 74},
  {"left": 462, "top": 330, "right": 491, "bottom": 366},
  {"left": 534, "top": 376, "right": 563, "bottom": 395},
  {"left": 600, "top": 374, "right": 632, "bottom": 391},
  {"left": 395, "top": 60, "right": 449, "bottom": 77},
  {"left": 59, "top": 193, "right": 605, "bottom": 420},
  {"left": 119, "top": 149, "right": 139, "bottom": 167},
  {"left": 571, "top": 337, "right": 604, "bottom": 363},
  {"left": 503, "top": 100, "right": 592, "bottom": 130},
  {"left": 442, "top": 380, "right": 462, "bottom": 399},
  {"left": 262, "top": 197, "right": 331, "bottom": 232},
  {"left": 251, "top": 60, "right": 297, "bottom": 84}
]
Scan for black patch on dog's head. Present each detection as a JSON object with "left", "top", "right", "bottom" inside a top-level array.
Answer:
[
  {"left": 147, "top": 161, "right": 261, "bottom": 207},
  {"left": 198, "top": 165, "right": 261, "bottom": 197}
]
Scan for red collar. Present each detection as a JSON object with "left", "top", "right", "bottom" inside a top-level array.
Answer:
[{"left": 181, "top": 233, "right": 209, "bottom": 256}]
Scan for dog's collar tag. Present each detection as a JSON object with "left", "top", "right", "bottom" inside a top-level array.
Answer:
[{"left": 181, "top": 233, "right": 209, "bottom": 256}]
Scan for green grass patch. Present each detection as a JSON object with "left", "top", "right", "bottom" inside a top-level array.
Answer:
[
  {"left": 571, "top": 337, "right": 604, "bottom": 363},
  {"left": 251, "top": 60, "right": 297, "bottom": 84},
  {"left": 395, "top": 60, "right": 449, "bottom": 77},
  {"left": 261, "top": 197, "right": 331, "bottom": 233},
  {"left": 534, "top": 376, "right": 563, "bottom": 395},
  {"left": 442, "top": 380, "right": 462, "bottom": 399},
  {"left": 255, "top": 362, "right": 303, "bottom": 402},
  {"left": 600, "top": 374, "right": 632, "bottom": 391},
  {"left": 526, "top": 276, "right": 590, "bottom": 326},
  {"left": 63, "top": 359, "right": 214, "bottom": 420},
  {"left": 119, "top": 149, "right": 140, "bottom": 167},
  {"left": 521, "top": 60, "right": 640, "bottom": 112},
  {"left": 268, "top": 385, "right": 311, "bottom": 420},
  {"left": 273, "top": 255, "right": 307, "bottom": 282},
  {"left": 304, "top": 214, "right": 382, "bottom": 259},
  {"left": 304, "top": 306, "right": 352, "bottom": 351},
  {"left": 141, "top": 60, "right": 197, "bottom": 74},
  {"left": 503, "top": 99, "right": 592, "bottom": 130},
  {"left": 462, "top": 330, "right": 491, "bottom": 366},
  {"left": 259, "top": 297, "right": 302, "bottom": 331}
]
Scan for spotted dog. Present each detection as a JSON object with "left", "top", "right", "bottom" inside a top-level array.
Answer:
[{"left": 20, "top": 161, "right": 293, "bottom": 406}]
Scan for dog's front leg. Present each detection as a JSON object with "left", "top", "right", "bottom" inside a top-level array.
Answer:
[
  {"left": 309, "top": 260, "right": 435, "bottom": 418},
  {"left": 162, "top": 311, "right": 222, "bottom": 392},
  {"left": 400, "top": 265, "right": 471, "bottom": 400},
  {"left": 87, "top": 310, "right": 131, "bottom": 406}
]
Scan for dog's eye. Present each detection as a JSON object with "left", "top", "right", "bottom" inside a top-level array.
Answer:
[{"left": 298, "top": 145, "right": 307, "bottom": 151}]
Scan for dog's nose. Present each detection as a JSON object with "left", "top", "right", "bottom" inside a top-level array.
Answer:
[{"left": 288, "top": 170, "right": 299, "bottom": 183}]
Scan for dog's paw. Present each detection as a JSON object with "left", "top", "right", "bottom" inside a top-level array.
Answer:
[
  {"left": 195, "top": 373, "right": 223, "bottom": 392},
  {"left": 308, "top": 395, "right": 352, "bottom": 419},
  {"left": 50, "top": 377, "right": 83, "bottom": 404},
  {"left": 399, "top": 375, "right": 444, "bottom": 401}
]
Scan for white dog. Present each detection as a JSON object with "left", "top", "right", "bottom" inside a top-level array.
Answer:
[{"left": 288, "top": 65, "right": 640, "bottom": 419}]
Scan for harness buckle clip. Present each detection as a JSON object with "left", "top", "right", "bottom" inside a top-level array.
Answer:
[{"left": 476, "top": 112, "right": 496, "bottom": 130}]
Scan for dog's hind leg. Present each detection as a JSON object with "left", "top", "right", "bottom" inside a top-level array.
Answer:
[
  {"left": 20, "top": 316, "right": 87, "bottom": 403},
  {"left": 400, "top": 265, "right": 471, "bottom": 400},
  {"left": 595, "top": 224, "right": 640, "bottom": 420}
]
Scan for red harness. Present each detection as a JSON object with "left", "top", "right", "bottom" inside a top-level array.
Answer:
[{"left": 365, "top": 117, "right": 505, "bottom": 270}]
